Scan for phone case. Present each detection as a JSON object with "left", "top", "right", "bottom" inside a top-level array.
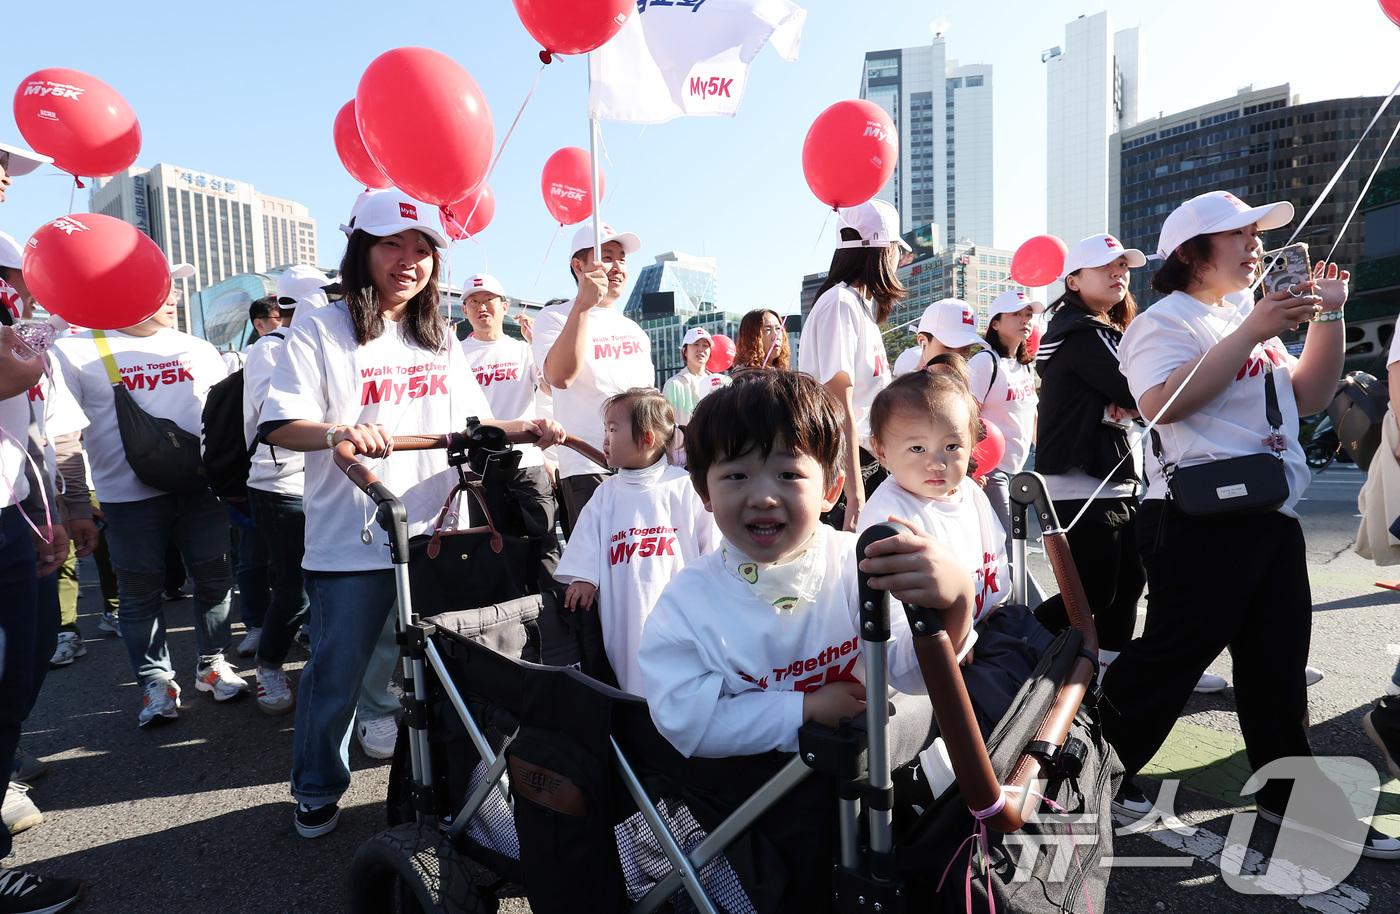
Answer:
[{"left": 1262, "top": 243, "right": 1311, "bottom": 297}]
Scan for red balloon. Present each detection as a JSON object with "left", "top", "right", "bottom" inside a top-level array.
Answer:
[
  {"left": 23, "top": 214, "right": 170, "bottom": 329},
  {"left": 541, "top": 147, "right": 602, "bottom": 225},
  {"left": 1010, "top": 235, "right": 1069, "bottom": 287},
  {"left": 802, "top": 100, "right": 898, "bottom": 209},
  {"left": 706, "top": 334, "right": 736, "bottom": 372},
  {"left": 13, "top": 68, "right": 140, "bottom": 178},
  {"left": 971, "top": 419, "right": 1006, "bottom": 480},
  {"left": 1026, "top": 319, "right": 1044, "bottom": 360},
  {"left": 1381, "top": 0, "right": 1400, "bottom": 27},
  {"left": 356, "top": 48, "right": 493, "bottom": 206},
  {"left": 333, "top": 100, "right": 391, "bottom": 189},
  {"left": 513, "top": 0, "right": 634, "bottom": 56},
  {"left": 440, "top": 184, "right": 496, "bottom": 241}
]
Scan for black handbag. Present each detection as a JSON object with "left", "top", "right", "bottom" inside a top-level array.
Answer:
[
  {"left": 1326, "top": 370, "right": 1389, "bottom": 471},
  {"left": 94, "top": 330, "right": 209, "bottom": 495},
  {"left": 1151, "top": 364, "right": 1289, "bottom": 518},
  {"left": 408, "top": 480, "right": 542, "bottom": 613}
]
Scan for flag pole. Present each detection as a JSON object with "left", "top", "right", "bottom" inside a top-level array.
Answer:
[{"left": 588, "top": 51, "right": 603, "bottom": 264}]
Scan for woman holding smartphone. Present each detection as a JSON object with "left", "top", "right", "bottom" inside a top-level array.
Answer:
[{"left": 1099, "top": 192, "right": 1398, "bottom": 858}]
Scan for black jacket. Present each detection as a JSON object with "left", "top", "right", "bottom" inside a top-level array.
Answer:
[{"left": 1034, "top": 306, "right": 1140, "bottom": 484}]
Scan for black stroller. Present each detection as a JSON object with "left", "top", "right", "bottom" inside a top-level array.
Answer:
[{"left": 334, "top": 426, "right": 1121, "bottom": 913}]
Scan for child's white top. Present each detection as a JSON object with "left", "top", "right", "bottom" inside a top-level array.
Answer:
[
  {"left": 860, "top": 475, "right": 1009, "bottom": 624},
  {"left": 459, "top": 334, "right": 544, "bottom": 468},
  {"left": 639, "top": 524, "right": 926, "bottom": 758},
  {"left": 966, "top": 350, "right": 1038, "bottom": 474},
  {"left": 555, "top": 457, "right": 719, "bottom": 695}
]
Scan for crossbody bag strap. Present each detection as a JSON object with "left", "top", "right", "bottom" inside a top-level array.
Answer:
[
  {"left": 1151, "top": 357, "right": 1284, "bottom": 471},
  {"left": 92, "top": 330, "right": 124, "bottom": 387}
]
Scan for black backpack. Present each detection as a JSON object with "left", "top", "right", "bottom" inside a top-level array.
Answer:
[{"left": 201, "top": 332, "right": 282, "bottom": 500}]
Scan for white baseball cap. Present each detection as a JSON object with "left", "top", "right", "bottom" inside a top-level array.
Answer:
[
  {"left": 569, "top": 222, "right": 641, "bottom": 257},
  {"left": 351, "top": 189, "right": 449, "bottom": 249},
  {"left": 837, "top": 199, "right": 911, "bottom": 252},
  {"left": 339, "top": 190, "right": 377, "bottom": 235},
  {"left": 0, "top": 142, "right": 52, "bottom": 178},
  {"left": 1058, "top": 233, "right": 1146, "bottom": 281},
  {"left": 1156, "top": 190, "right": 1294, "bottom": 261},
  {"left": 681, "top": 326, "right": 713, "bottom": 346},
  {"left": 276, "top": 264, "right": 331, "bottom": 309},
  {"left": 0, "top": 231, "right": 22, "bottom": 270},
  {"left": 917, "top": 298, "right": 982, "bottom": 349},
  {"left": 464, "top": 273, "right": 507, "bottom": 299},
  {"left": 988, "top": 289, "right": 1046, "bottom": 318},
  {"left": 169, "top": 262, "right": 196, "bottom": 280}
]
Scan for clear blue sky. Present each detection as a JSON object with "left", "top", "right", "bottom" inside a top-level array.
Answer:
[{"left": 3, "top": 1, "right": 1398, "bottom": 316}]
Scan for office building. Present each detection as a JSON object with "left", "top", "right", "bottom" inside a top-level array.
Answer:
[
  {"left": 1116, "top": 84, "right": 1399, "bottom": 309},
  {"left": 860, "top": 31, "right": 994, "bottom": 248},
  {"left": 624, "top": 251, "right": 741, "bottom": 387},
  {"left": 90, "top": 163, "right": 318, "bottom": 334},
  {"left": 262, "top": 195, "right": 319, "bottom": 270},
  {"left": 1343, "top": 165, "right": 1400, "bottom": 371},
  {"left": 1044, "top": 11, "right": 1140, "bottom": 270}
]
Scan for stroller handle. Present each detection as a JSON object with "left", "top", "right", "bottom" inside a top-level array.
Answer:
[{"left": 332, "top": 428, "right": 608, "bottom": 493}]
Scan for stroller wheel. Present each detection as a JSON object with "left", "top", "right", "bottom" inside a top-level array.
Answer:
[{"left": 347, "top": 823, "right": 495, "bottom": 914}]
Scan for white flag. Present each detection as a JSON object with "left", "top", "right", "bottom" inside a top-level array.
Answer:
[{"left": 588, "top": 0, "right": 805, "bottom": 124}]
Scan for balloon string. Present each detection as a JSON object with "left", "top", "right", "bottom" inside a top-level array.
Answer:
[
  {"left": 68, "top": 179, "right": 77, "bottom": 215},
  {"left": 785, "top": 210, "right": 835, "bottom": 312},
  {"left": 531, "top": 224, "right": 564, "bottom": 290},
  {"left": 1324, "top": 110, "right": 1400, "bottom": 264},
  {"left": 456, "top": 61, "right": 548, "bottom": 237},
  {"left": 603, "top": 124, "right": 645, "bottom": 210}
]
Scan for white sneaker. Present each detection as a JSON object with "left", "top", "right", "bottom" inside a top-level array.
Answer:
[
  {"left": 356, "top": 715, "right": 398, "bottom": 760},
  {"left": 1305, "top": 666, "right": 1324, "bottom": 687},
  {"left": 256, "top": 665, "right": 294, "bottom": 715},
  {"left": 2, "top": 781, "right": 42, "bottom": 835},
  {"left": 49, "top": 631, "right": 87, "bottom": 667},
  {"left": 1194, "top": 673, "right": 1227, "bottom": 693},
  {"left": 1386, "top": 680, "right": 1400, "bottom": 697},
  {"left": 98, "top": 611, "right": 120, "bottom": 635},
  {"left": 237, "top": 626, "right": 262, "bottom": 657},
  {"left": 194, "top": 656, "right": 250, "bottom": 702},
  {"left": 138, "top": 678, "right": 181, "bottom": 727}
]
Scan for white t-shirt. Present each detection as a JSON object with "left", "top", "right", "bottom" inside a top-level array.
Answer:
[
  {"left": 860, "top": 476, "right": 1009, "bottom": 625},
  {"left": 459, "top": 334, "right": 543, "bottom": 468},
  {"left": 554, "top": 459, "right": 718, "bottom": 695},
  {"left": 639, "top": 525, "right": 925, "bottom": 758},
  {"left": 1118, "top": 290, "right": 1309, "bottom": 516},
  {"left": 0, "top": 395, "right": 30, "bottom": 509},
  {"left": 798, "top": 283, "right": 890, "bottom": 448},
  {"left": 27, "top": 353, "right": 89, "bottom": 489},
  {"left": 661, "top": 369, "right": 730, "bottom": 425},
  {"left": 243, "top": 331, "right": 304, "bottom": 496},
  {"left": 55, "top": 327, "right": 228, "bottom": 505},
  {"left": 531, "top": 301, "right": 654, "bottom": 478},
  {"left": 261, "top": 303, "right": 494, "bottom": 572},
  {"left": 967, "top": 350, "right": 1038, "bottom": 474},
  {"left": 891, "top": 345, "right": 923, "bottom": 378}
]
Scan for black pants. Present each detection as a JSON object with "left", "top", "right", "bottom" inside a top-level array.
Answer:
[
  {"left": 1033, "top": 497, "right": 1144, "bottom": 650},
  {"left": 510, "top": 464, "right": 562, "bottom": 589},
  {"left": 1100, "top": 500, "right": 1312, "bottom": 812},
  {"left": 560, "top": 472, "right": 607, "bottom": 539},
  {"left": 822, "top": 447, "right": 887, "bottom": 530}
]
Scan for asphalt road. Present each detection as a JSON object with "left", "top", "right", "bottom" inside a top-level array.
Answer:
[{"left": 8, "top": 463, "right": 1399, "bottom": 913}]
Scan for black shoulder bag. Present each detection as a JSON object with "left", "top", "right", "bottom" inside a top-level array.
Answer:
[{"left": 1150, "top": 362, "right": 1290, "bottom": 517}]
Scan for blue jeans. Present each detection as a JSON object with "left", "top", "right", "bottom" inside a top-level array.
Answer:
[
  {"left": 291, "top": 569, "right": 399, "bottom": 805},
  {"left": 231, "top": 504, "right": 270, "bottom": 628},
  {"left": 247, "top": 487, "right": 309, "bottom": 667},
  {"left": 0, "top": 506, "right": 39, "bottom": 859},
  {"left": 102, "top": 492, "right": 233, "bottom": 685}
]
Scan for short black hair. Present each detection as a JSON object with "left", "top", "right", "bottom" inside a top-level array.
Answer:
[
  {"left": 249, "top": 295, "right": 281, "bottom": 322},
  {"left": 685, "top": 369, "right": 845, "bottom": 499},
  {"left": 1151, "top": 235, "right": 1216, "bottom": 296}
]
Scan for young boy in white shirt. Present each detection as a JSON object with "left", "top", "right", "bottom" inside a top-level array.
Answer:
[{"left": 638, "top": 370, "right": 976, "bottom": 759}]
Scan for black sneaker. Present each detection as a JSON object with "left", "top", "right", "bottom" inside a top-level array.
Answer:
[
  {"left": 1364, "top": 696, "right": 1400, "bottom": 780},
  {"left": 294, "top": 802, "right": 339, "bottom": 838},
  {"left": 0, "top": 867, "right": 87, "bottom": 913},
  {"left": 1111, "top": 777, "right": 1153, "bottom": 818},
  {"left": 1256, "top": 803, "right": 1400, "bottom": 861}
]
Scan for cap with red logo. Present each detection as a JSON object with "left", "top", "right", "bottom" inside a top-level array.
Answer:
[
  {"left": 464, "top": 273, "right": 507, "bottom": 300},
  {"left": 917, "top": 298, "right": 983, "bottom": 349},
  {"left": 569, "top": 222, "right": 641, "bottom": 257},
  {"left": 988, "top": 289, "right": 1046, "bottom": 318},
  {"left": 681, "top": 326, "right": 712, "bottom": 346},
  {"left": 1058, "top": 233, "right": 1146, "bottom": 281},
  {"left": 1156, "top": 190, "right": 1294, "bottom": 261},
  {"left": 349, "top": 188, "right": 449, "bottom": 250}
]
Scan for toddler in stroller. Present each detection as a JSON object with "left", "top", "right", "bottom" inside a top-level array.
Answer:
[{"left": 337, "top": 380, "right": 1120, "bottom": 913}]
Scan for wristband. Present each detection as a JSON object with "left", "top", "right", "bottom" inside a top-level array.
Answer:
[
  {"left": 326, "top": 424, "right": 346, "bottom": 448},
  {"left": 1312, "top": 309, "right": 1345, "bottom": 323}
]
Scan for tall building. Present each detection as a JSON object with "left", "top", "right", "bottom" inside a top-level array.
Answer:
[
  {"left": 89, "top": 163, "right": 317, "bottom": 334},
  {"left": 1353, "top": 166, "right": 1400, "bottom": 370},
  {"left": 261, "top": 194, "right": 319, "bottom": 270},
  {"left": 1044, "top": 12, "right": 1140, "bottom": 261},
  {"left": 1115, "top": 85, "right": 1399, "bottom": 312},
  {"left": 860, "top": 30, "right": 994, "bottom": 248},
  {"left": 624, "top": 251, "right": 740, "bottom": 387}
]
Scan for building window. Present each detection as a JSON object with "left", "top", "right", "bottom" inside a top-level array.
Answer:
[
  {"left": 964, "top": 75, "right": 983, "bottom": 88},
  {"left": 193, "top": 194, "right": 209, "bottom": 287},
  {"left": 947, "top": 77, "right": 962, "bottom": 89},
  {"left": 167, "top": 188, "right": 181, "bottom": 262}
]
